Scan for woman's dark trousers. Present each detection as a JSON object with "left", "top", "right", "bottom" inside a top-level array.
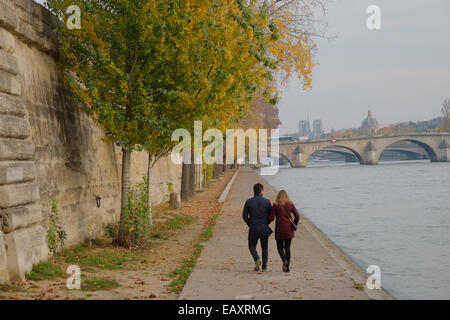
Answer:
[
  {"left": 248, "top": 237, "right": 268, "bottom": 268},
  {"left": 276, "top": 239, "right": 292, "bottom": 266}
]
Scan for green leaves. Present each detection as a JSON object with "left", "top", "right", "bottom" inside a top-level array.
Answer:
[
  {"left": 47, "top": 197, "right": 67, "bottom": 255},
  {"left": 47, "top": 0, "right": 297, "bottom": 155},
  {"left": 120, "top": 177, "right": 151, "bottom": 247}
]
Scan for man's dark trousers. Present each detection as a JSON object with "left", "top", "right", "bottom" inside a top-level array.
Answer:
[
  {"left": 242, "top": 194, "right": 273, "bottom": 269},
  {"left": 248, "top": 237, "right": 269, "bottom": 268}
]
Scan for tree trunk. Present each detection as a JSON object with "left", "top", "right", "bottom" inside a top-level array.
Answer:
[
  {"left": 203, "top": 165, "right": 207, "bottom": 188},
  {"left": 117, "top": 148, "right": 132, "bottom": 246},
  {"left": 188, "top": 153, "right": 196, "bottom": 197},
  {"left": 169, "top": 192, "right": 181, "bottom": 209},
  {"left": 181, "top": 150, "right": 190, "bottom": 202},
  {"left": 147, "top": 154, "right": 153, "bottom": 226},
  {"left": 213, "top": 163, "right": 221, "bottom": 179}
]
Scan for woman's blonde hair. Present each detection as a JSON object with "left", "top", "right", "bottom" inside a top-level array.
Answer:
[{"left": 275, "top": 190, "right": 291, "bottom": 205}]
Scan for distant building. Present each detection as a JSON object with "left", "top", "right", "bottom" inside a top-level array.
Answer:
[
  {"left": 312, "top": 120, "right": 323, "bottom": 138},
  {"left": 298, "top": 120, "right": 311, "bottom": 137},
  {"left": 360, "top": 110, "right": 379, "bottom": 136}
]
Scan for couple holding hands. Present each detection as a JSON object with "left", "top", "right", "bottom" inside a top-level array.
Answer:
[{"left": 242, "top": 183, "right": 300, "bottom": 273}]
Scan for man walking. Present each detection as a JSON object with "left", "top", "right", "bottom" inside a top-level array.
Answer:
[{"left": 242, "top": 183, "right": 273, "bottom": 271}]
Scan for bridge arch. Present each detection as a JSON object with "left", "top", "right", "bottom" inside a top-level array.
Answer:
[
  {"left": 306, "top": 144, "right": 363, "bottom": 165},
  {"left": 322, "top": 145, "right": 363, "bottom": 163},
  {"left": 269, "top": 151, "right": 293, "bottom": 167},
  {"left": 382, "top": 148, "right": 428, "bottom": 160},
  {"left": 277, "top": 133, "right": 450, "bottom": 167},
  {"left": 310, "top": 148, "right": 358, "bottom": 162},
  {"left": 378, "top": 139, "right": 438, "bottom": 162}
]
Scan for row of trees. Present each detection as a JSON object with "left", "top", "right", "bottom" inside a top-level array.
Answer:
[{"left": 47, "top": 0, "right": 324, "bottom": 246}]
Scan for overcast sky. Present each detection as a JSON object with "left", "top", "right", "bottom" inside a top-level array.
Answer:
[
  {"left": 278, "top": 0, "right": 450, "bottom": 134},
  {"left": 34, "top": 0, "right": 450, "bottom": 134}
]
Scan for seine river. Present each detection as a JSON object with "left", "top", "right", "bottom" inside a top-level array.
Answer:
[{"left": 263, "top": 160, "right": 450, "bottom": 299}]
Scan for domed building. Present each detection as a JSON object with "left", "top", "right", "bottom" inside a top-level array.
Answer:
[{"left": 360, "top": 110, "right": 379, "bottom": 136}]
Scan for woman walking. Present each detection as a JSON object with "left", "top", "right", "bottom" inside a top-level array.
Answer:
[{"left": 269, "top": 190, "right": 300, "bottom": 272}]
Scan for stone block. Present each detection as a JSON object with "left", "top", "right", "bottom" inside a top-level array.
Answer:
[
  {"left": 0, "top": 115, "right": 30, "bottom": 138},
  {"left": 0, "top": 69, "right": 21, "bottom": 96},
  {"left": 16, "top": 18, "right": 35, "bottom": 44},
  {"left": 1, "top": 203, "right": 43, "bottom": 233},
  {"left": 0, "top": 182, "right": 39, "bottom": 208},
  {"left": 437, "top": 146, "right": 450, "bottom": 162},
  {"left": 0, "top": 2, "right": 17, "bottom": 31},
  {"left": 0, "top": 231, "right": 9, "bottom": 283},
  {"left": 0, "top": 161, "right": 36, "bottom": 184},
  {"left": 5, "top": 224, "right": 48, "bottom": 281},
  {"left": 13, "top": 0, "right": 33, "bottom": 14},
  {"left": 39, "top": 4, "right": 58, "bottom": 29},
  {"left": 0, "top": 28, "right": 15, "bottom": 54},
  {"left": 0, "top": 50, "right": 18, "bottom": 75},
  {"left": 0, "top": 138, "right": 34, "bottom": 160},
  {"left": 19, "top": 9, "right": 40, "bottom": 32},
  {"left": 0, "top": 92, "right": 25, "bottom": 116}
]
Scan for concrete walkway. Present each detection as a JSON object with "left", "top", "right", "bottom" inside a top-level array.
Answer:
[{"left": 179, "top": 167, "right": 392, "bottom": 300}]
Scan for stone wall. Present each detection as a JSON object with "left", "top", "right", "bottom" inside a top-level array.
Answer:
[{"left": 0, "top": 0, "right": 181, "bottom": 282}]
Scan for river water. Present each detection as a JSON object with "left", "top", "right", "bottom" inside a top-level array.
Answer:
[{"left": 263, "top": 160, "right": 450, "bottom": 299}]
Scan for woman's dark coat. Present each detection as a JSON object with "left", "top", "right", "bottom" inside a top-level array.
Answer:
[
  {"left": 269, "top": 202, "right": 300, "bottom": 240},
  {"left": 242, "top": 194, "right": 273, "bottom": 240}
]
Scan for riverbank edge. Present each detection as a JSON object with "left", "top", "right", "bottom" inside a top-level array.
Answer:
[
  {"left": 257, "top": 168, "right": 394, "bottom": 300},
  {"left": 218, "top": 167, "right": 240, "bottom": 203}
]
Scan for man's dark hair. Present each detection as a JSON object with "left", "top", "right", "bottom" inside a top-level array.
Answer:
[{"left": 253, "top": 183, "right": 264, "bottom": 196}]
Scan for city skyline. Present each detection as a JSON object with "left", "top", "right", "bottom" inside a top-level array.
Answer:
[
  {"left": 277, "top": 0, "right": 450, "bottom": 135},
  {"left": 299, "top": 110, "right": 442, "bottom": 134}
]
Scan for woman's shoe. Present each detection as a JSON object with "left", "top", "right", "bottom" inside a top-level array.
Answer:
[
  {"left": 282, "top": 260, "right": 288, "bottom": 272},
  {"left": 254, "top": 259, "right": 261, "bottom": 271}
]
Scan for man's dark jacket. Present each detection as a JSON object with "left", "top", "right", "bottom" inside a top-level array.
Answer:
[{"left": 242, "top": 194, "right": 273, "bottom": 240}]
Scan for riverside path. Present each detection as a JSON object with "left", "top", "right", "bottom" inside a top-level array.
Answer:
[{"left": 179, "top": 166, "right": 392, "bottom": 300}]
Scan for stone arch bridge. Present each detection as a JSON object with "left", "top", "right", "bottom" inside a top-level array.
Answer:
[{"left": 272, "top": 133, "right": 450, "bottom": 167}]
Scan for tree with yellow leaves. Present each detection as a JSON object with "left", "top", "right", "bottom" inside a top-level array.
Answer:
[
  {"left": 178, "top": 1, "right": 326, "bottom": 199},
  {"left": 48, "top": 0, "right": 304, "bottom": 245}
]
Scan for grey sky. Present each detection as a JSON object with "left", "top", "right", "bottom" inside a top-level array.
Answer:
[
  {"left": 278, "top": 0, "right": 450, "bottom": 134},
  {"left": 33, "top": 0, "right": 450, "bottom": 134}
]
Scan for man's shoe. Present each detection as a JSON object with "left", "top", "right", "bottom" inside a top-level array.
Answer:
[
  {"left": 254, "top": 259, "right": 261, "bottom": 271},
  {"left": 262, "top": 266, "right": 267, "bottom": 272},
  {"left": 282, "top": 260, "right": 289, "bottom": 272}
]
